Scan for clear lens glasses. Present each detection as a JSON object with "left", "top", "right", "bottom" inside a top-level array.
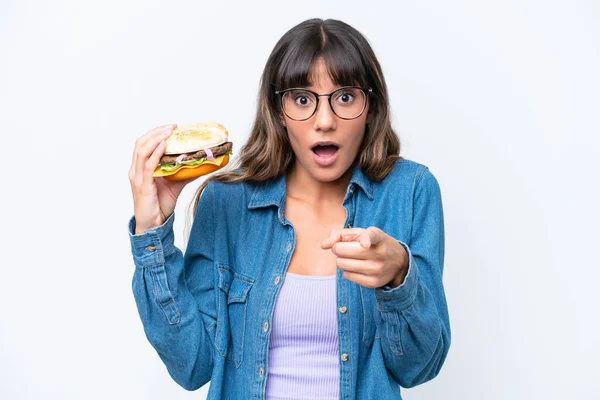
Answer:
[{"left": 277, "top": 86, "right": 372, "bottom": 121}]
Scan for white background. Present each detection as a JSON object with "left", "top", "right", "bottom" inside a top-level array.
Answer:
[{"left": 1, "top": 1, "right": 599, "bottom": 399}]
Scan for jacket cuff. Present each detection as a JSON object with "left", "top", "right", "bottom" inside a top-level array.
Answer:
[
  {"left": 375, "top": 240, "right": 419, "bottom": 312},
  {"left": 128, "top": 213, "right": 176, "bottom": 267}
]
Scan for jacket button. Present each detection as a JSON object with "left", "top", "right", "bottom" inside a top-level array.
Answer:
[
  {"left": 339, "top": 306, "right": 347, "bottom": 314},
  {"left": 263, "top": 321, "right": 269, "bottom": 332},
  {"left": 286, "top": 243, "right": 292, "bottom": 252},
  {"left": 274, "top": 276, "right": 280, "bottom": 285},
  {"left": 341, "top": 353, "right": 349, "bottom": 362},
  {"left": 144, "top": 244, "right": 156, "bottom": 252},
  {"left": 259, "top": 367, "right": 264, "bottom": 377}
]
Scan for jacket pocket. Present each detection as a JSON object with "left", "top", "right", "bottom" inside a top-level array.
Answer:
[{"left": 215, "top": 264, "right": 254, "bottom": 367}]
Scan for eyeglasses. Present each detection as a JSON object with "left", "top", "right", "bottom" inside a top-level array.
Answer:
[{"left": 275, "top": 86, "right": 373, "bottom": 121}]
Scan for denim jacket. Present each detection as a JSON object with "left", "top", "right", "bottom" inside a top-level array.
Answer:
[{"left": 128, "top": 159, "right": 451, "bottom": 399}]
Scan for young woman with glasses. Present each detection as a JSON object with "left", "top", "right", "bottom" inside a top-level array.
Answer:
[{"left": 128, "top": 18, "right": 451, "bottom": 400}]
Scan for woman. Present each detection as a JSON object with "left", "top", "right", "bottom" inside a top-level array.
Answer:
[{"left": 128, "top": 18, "right": 450, "bottom": 400}]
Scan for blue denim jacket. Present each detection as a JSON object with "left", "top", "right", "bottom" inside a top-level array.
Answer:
[{"left": 128, "top": 159, "right": 451, "bottom": 399}]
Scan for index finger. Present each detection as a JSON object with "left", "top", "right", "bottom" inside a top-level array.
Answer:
[
  {"left": 321, "top": 228, "right": 365, "bottom": 249},
  {"left": 131, "top": 124, "right": 177, "bottom": 166}
]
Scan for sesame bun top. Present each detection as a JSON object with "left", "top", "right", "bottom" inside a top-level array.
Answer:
[{"left": 164, "top": 122, "right": 229, "bottom": 155}]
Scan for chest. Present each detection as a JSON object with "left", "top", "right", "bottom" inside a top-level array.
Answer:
[{"left": 283, "top": 197, "right": 348, "bottom": 276}]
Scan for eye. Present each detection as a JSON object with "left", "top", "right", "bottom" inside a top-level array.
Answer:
[
  {"left": 334, "top": 90, "right": 355, "bottom": 104},
  {"left": 290, "top": 90, "right": 314, "bottom": 106},
  {"left": 296, "top": 96, "right": 310, "bottom": 105}
]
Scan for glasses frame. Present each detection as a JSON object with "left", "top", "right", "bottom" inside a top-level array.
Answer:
[{"left": 275, "top": 86, "right": 373, "bottom": 121}]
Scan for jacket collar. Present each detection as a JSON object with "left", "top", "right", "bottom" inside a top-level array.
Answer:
[{"left": 248, "top": 162, "right": 373, "bottom": 211}]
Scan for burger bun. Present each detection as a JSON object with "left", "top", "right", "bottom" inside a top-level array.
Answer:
[{"left": 164, "top": 122, "right": 229, "bottom": 154}]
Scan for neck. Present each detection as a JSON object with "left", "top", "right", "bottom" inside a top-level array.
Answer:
[{"left": 285, "top": 162, "right": 353, "bottom": 206}]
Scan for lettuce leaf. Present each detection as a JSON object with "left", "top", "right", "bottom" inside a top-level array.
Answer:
[{"left": 159, "top": 150, "right": 232, "bottom": 172}]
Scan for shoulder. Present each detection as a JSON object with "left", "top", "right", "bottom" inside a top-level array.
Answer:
[
  {"left": 369, "top": 159, "right": 442, "bottom": 207},
  {"left": 378, "top": 158, "right": 439, "bottom": 188},
  {"left": 204, "top": 173, "right": 265, "bottom": 208}
]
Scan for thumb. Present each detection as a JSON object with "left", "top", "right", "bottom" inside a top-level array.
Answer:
[{"left": 361, "top": 227, "right": 384, "bottom": 249}]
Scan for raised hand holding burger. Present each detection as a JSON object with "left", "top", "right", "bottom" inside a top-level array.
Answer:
[{"left": 129, "top": 122, "right": 233, "bottom": 234}]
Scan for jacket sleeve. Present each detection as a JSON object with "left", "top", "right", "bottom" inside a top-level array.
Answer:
[
  {"left": 128, "top": 181, "right": 218, "bottom": 391},
  {"left": 374, "top": 167, "right": 451, "bottom": 388}
]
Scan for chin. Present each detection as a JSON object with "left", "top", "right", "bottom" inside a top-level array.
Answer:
[{"left": 310, "top": 163, "right": 352, "bottom": 183}]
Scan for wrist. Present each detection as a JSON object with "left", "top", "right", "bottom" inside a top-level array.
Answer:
[
  {"left": 388, "top": 268, "right": 408, "bottom": 288},
  {"left": 386, "top": 239, "right": 410, "bottom": 288},
  {"left": 134, "top": 212, "right": 170, "bottom": 235},
  {"left": 133, "top": 220, "right": 161, "bottom": 235}
]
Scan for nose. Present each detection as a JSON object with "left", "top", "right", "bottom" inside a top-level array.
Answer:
[{"left": 312, "top": 98, "right": 337, "bottom": 132}]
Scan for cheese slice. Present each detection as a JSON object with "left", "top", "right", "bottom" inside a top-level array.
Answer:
[{"left": 153, "top": 154, "right": 227, "bottom": 177}]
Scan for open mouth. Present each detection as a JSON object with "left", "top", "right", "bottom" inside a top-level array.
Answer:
[
  {"left": 311, "top": 143, "right": 340, "bottom": 157},
  {"left": 311, "top": 142, "right": 340, "bottom": 166}
]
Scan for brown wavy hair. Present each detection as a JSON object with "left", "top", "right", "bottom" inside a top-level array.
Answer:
[{"left": 185, "top": 18, "right": 401, "bottom": 237}]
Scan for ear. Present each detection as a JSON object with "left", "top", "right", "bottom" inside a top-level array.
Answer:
[
  {"left": 365, "top": 101, "right": 373, "bottom": 125},
  {"left": 279, "top": 113, "right": 287, "bottom": 127},
  {"left": 366, "top": 107, "right": 374, "bottom": 125}
]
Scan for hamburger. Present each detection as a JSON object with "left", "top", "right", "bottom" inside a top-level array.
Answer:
[{"left": 153, "top": 122, "right": 233, "bottom": 181}]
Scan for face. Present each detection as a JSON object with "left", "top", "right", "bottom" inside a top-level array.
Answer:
[{"left": 280, "top": 57, "right": 369, "bottom": 184}]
